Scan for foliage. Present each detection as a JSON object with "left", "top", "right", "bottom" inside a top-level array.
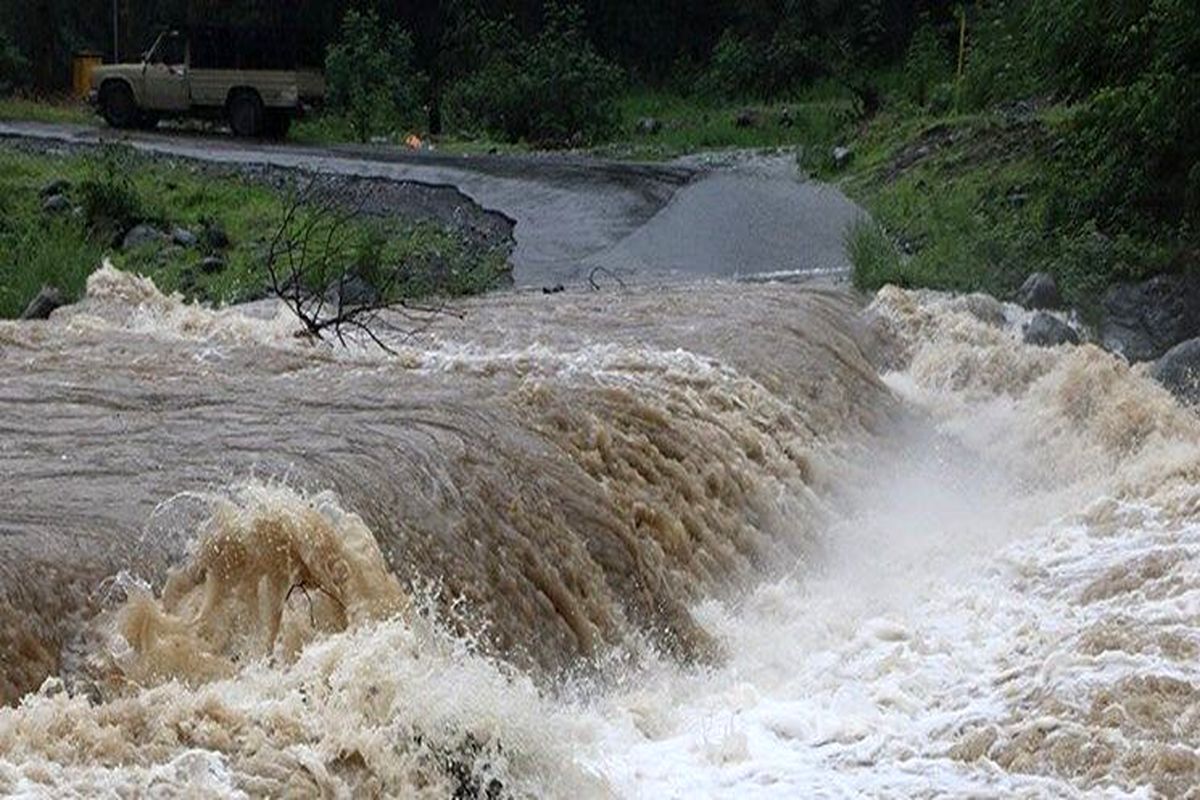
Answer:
[
  {"left": 902, "top": 21, "right": 949, "bottom": 108},
  {"left": 325, "top": 9, "right": 425, "bottom": 143},
  {"left": 445, "top": 2, "right": 624, "bottom": 146},
  {"left": 699, "top": 27, "right": 827, "bottom": 101},
  {"left": 78, "top": 145, "right": 145, "bottom": 239},
  {"left": 1031, "top": 0, "right": 1200, "bottom": 232},
  {"left": 0, "top": 146, "right": 510, "bottom": 318},
  {"left": 0, "top": 28, "right": 27, "bottom": 95},
  {"left": 846, "top": 217, "right": 901, "bottom": 292}
]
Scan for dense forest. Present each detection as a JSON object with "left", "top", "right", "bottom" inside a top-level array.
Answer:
[{"left": 1, "top": 1, "right": 1197, "bottom": 302}]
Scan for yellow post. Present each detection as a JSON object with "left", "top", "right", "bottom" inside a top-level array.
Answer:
[{"left": 72, "top": 52, "right": 104, "bottom": 98}]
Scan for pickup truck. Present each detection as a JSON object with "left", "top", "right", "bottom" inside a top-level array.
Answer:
[{"left": 89, "top": 27, "right": 325, "bottom": 138}]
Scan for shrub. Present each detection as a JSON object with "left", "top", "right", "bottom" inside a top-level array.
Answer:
[
  {"left": 1037, "top": 0, "right": 1200, "bottom": 231},
  {"left": 700, "top": 26, "right": 825, "bottom": 100},
  {"left": 902, "top": 22, "right": 949, "bottom": 108},
  {"left": 0, "top": 29, "right": 26, "bottom": 96},
  {"left": 847, "top": 217, "right": 903, "bottom": 291},
  {"left": 326, "top": 10, "right": 426, "bottom": 143},
  {"left": 444, "top": 3, "right": 623, "bottom": 146},
  {"left": 78, "top": 145, "right": 144, "bottom": 240},
  {"left": 957, "top": 1, "right": 1040, "bottom": 111}
]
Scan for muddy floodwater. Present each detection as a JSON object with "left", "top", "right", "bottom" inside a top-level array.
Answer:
[{"left": 2, "top": 267, "right": 1198, "bottom": 797}]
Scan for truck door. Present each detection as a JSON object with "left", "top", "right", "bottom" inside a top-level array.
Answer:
[{"left": 143, "top": 31, "right": 189, "bottom": 111}]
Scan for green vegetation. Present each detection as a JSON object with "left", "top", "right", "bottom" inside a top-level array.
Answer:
[
  {"left": 0, "top": 96, "right": 93, "bottom": 125},
  {"left": 0, "top": 146, "right": 510, "bottom": 319},
  {"left": 442, "top": 2, "right": 624, "bottom": 147},
  {"left": 836, "top": 0, "right": 1198, "bottom": 308},
  {"left": 324, "top": 9, "right": 425, "bottom": 143}
]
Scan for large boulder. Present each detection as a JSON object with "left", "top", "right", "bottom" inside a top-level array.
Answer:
[
  {"left": 171, "top": 226, "right": 199, "bottom": 248},
  {"left": 39, "top": 178, "right": 71, "bottom": 199},
  {"left": 122, "top": 224, "right": 166, "bottom": 251},
  {"left": 636, "top": 117, "right": 662, "bottom": 136},
  {"left": 201, "top": 220, "right": 231, "bottom": 250},
  {"left": 1015, "top": 272, "right": 1060, "bottom": 309},
  {"left": 734, "top": 109, "right": 759, "bottom": 128},
  {"left": 41, "top": 195, "right": 71, "bottom": 215},
  {"left": 20, "top": 286, "right": 64, "bottom": 320},
  {"left": 1151, "top": 338, "right": 1200, "bottom": 406},
  {"left": 1023, "top": 312, "right": 1079, "bottom": 347},
  {"left": 1099, "top": 273, "right": 1200, "bottom": 362},
  {"left": 199, "top": 256, "right": 226, "bottom": 274}
]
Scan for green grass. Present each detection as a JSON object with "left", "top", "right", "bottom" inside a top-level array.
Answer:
[
  {"left": 0, "top": 96, "right": 95, "bottom": 125},
  {"left": 590, "top": 88, "right": 852, "bottom": 161},
  {"left": 832, "top": 106, "right": 1178, "bottom": 309},
  {"left": 286, "top": 88, "right": 855, "bottom": 160},
  {"left": 0, "top": 146, "right": 510, "bottom": 318}
]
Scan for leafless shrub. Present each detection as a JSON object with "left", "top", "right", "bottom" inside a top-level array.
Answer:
[{"left": 263, "top": 175, "right": 458, "bottom": 352}]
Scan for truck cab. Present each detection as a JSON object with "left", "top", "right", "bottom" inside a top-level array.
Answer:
[{"left": 90, "top": 27, "right": 325, "bottom": 138}]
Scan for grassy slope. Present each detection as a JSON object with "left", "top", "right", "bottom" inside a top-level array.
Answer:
[
  {"left": 831, "top": 104, "right": 1180, "bottom": 310},
  {"left": 0, "top": 147, "right": 509, "bottom": 318}
]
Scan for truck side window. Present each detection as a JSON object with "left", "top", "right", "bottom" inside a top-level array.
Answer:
[{"left": 155, "top": 34, "right": 186, "bottom": 67}]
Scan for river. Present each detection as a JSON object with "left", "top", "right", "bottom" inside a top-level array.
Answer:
[{"left": 1, "top": 267, "right": 1196, "bottom": 797}]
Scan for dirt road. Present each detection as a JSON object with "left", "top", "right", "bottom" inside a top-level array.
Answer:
[{"left": 0, "top": 120, "right": 862, "bottom": 288}]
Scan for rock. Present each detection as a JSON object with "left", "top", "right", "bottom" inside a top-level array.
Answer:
[
  {"left": 1099, "top": 273, "right": 1200, "bottom": 362},
  {"left": 1015, "top": 272, "right": 1060, "bottom": 310},
  {"left": 1023, "top": 312, "right": 1079, "bottom": 347},
  {"left": 171, "top": 226, "right": 199, "bottom": 248},
  {"left": 734, "top": 109, "right": 759, "bottom": 128},
  {"left": 832, "top": 146, "right": 854, "bottom": 170},
  {"left": 20, "top": 286, "right": 64, "bottom": 320},
  {"left": 326, "top": 273, "right": 380, "bottom": 308},
  {"left": 201, "top": 221, "right": 230, "bottom": 250},
  {"left": 41, "top": 194, "right": 71, "bottom": 214},
  {"left": 636, "top": 117, "right": 661, "bottom": 135},
  {"left": 952, "top": 293, "right": 1007, "bottom": 327},
  {"left": 39, "top": 178, "right": 70, "bottom": 198},
  {"left": 1151, "top": 338, "right": 1200, "bottom": 405},
  {"left": 122, "top": 224, "right": 165, "bottom": 250},
  {"left": 198, "top": 256, "right": 226, "bottom": 274}
]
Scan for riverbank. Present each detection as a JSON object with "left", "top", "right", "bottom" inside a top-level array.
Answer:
[{"left": 0, "top": 139, "right": 513, "bottom": 318}]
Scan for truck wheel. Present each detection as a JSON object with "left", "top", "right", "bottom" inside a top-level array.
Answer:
[
  {"left": 263, "top": 113, "right": 292, "bottom": 140},
  {"left": 100, "top": 82, "right": 137, "bottom": 129},
  {"left": 228, "top": 91, "right": 265, "bottom": 138}
]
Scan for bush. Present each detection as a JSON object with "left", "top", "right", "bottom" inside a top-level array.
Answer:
[
  {"left": 78, "top": 145, "right": 144, "bottom": 240},
  {"left": 0, "top": 29, "right": 26, "bottom": 96},
  {"left": 700, "top": 26, "right": 824, "bottom": 100},
  {"left": 957, "top": 1, "right": 1040, "bottom": 111},
  {"left": 1036, "top": 0, "right": 1200, "bottom": 231},
  {"left": 847, "top": 217, "right": 903, "bottom": 291},
  {"left": 444, "top": 3, "right": 623, "bottom": 146},
  {"left": 326, "top": 10, "right": 426, "bottom": 143},
  {"left": 902, "top": 22, "right": 950, "bottom": 108}
]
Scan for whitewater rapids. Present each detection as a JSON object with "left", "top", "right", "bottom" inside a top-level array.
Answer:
[{"left": 0, "top": 268, "right": 1197, "bottom": 797}]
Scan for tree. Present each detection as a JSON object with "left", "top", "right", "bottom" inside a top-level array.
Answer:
[{"left": 324, "top": 9, "right": 425, "bottom": 142}]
